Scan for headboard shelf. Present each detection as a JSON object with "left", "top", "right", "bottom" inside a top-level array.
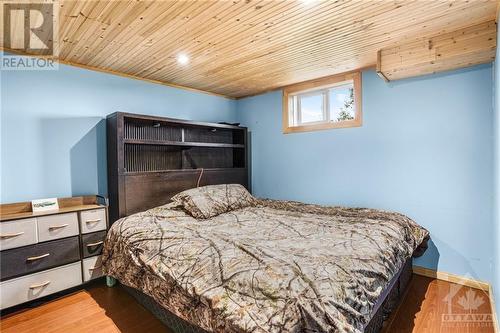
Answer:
[
  {"left": 107, "top": 112, "right": 248, "bottom": 223},
  {"left": 123, "top": 139, "right": 245, "bottom": 149},
  {"left": 123, "top": 167, "right": 246, "bottom": 175}
]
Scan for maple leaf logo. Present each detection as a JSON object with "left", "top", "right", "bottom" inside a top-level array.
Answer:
[{"left": 457, "top": 289, "right": 485, "bottom": 311}]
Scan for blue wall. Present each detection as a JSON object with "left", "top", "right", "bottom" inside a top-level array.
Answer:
[
  {"left": 237, "top": 65, "right": 495, "bottom": 283},
  {"left": 1, "top": 55, "right": 237, "bottom": 203}
]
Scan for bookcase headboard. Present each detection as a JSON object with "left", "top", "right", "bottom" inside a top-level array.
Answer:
[{"left": 106, "top": 112, "right": 248, "bottom": 223}]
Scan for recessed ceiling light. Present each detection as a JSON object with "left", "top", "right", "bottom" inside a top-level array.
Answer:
[{"left": 177, "top": 53, "right": 189, "bottom": 65}]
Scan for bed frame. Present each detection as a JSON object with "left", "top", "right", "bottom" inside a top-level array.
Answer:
[{"left": 106, "top": 113, "right": 429, "bottom": 332}]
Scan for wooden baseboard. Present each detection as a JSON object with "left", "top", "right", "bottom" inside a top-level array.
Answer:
[
  {"left": 490, "top": 286, "right": 500, "bottom": 333},
  {"left": 413, "top": 265, "right": 499, "bottom": 332},
  {"left": 412, "top": 265, "right": 490, "bottom": 291}
]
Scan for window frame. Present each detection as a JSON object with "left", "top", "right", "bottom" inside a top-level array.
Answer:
[
  {"left": 282, "top": 71, "right": 362, "bottom": 134},
  {"left": 292, "top": 90, "right": 327, "bottom": 126}
]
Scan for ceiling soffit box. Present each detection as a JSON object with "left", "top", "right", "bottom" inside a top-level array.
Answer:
[{"left": 376, "top": 20, "right": 496, "bottom": 82}]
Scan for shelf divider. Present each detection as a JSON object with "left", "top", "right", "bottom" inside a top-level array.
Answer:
[{"left": 124, "top": 139, "right": 244, "bottom": 148}]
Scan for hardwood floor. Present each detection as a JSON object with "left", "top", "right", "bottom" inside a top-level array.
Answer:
[
  {"left": 0, "top": 275, "right": 496, "bottom": 333},
  {"left": 0, "top": 284, "right": 169, "bottom": 333},
  {"left": 384, "top": 275, "right": 495, "bottom": 333}
]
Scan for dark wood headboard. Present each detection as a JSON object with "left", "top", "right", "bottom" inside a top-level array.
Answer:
[{"left": 107, "top": 112, "right": 248, "bottom": 223}]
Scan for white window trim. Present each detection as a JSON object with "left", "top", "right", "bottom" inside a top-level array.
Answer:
[{"left": 283, "top": 71, "right": 362, "bottom": 134}]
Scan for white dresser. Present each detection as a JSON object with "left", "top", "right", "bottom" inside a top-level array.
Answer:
[{"left": 0, "top": 196, "right": 108, "bottom": 310}]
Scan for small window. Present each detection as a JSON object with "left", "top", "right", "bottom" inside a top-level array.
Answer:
[{"left": 283, "top": 72, "right": 362, "bottom": 133}]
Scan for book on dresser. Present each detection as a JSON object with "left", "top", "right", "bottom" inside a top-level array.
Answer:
[{"left": 0, "top": 195, "right": 108, "bottom": 310}]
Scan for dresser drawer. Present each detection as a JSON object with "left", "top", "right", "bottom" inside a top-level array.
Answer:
[
  {"left": 81, "top": 231, "right": 106, "bottom": 258},
  {"left": 79, "top": 209, "right": 106, "bottom": 234},
  {"left": 0, "top": 218, "right": 38, "bottom": 251},
  {"left": 82, "top": 255, "right": 103, "bottom": 282},
  {"left": 0, "top": 262, "right": 82, "bottom": 309},
  {"left": 0, "top": 236, "right": 80, "bottom": 281},
  {"left": 37, "top": 213, "right": 79, "bottom": 242}
]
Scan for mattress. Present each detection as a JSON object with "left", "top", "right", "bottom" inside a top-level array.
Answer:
[{"left": 102, "top": 199, "right": 428, "bottom": 333}]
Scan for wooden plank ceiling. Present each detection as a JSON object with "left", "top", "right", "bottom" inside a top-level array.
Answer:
[{"left": 10, "top": 0, "right": 500, "bottom": 98}]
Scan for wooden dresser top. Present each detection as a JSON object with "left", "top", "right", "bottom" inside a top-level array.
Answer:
[{"left": 0, "top": 196, "right": 107, "bottom": 222}]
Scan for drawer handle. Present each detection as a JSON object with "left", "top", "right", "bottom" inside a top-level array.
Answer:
[
  {"left": 27, "top": 253, "right": 50, "bottom": 261},
  {"left": 0, "top": 231, "right": 25, "bottom": 238},
  {"left": 49, "top": 224, "right": 69, "bottom": 230},
  {"left": 86, "top": 219, "right": 101, "bottom": 224},
  {"left": 86, "top": 241, "right": 104, "bottom": 247},
  {"left": 29, "top": 280, "right": 51, "bottom": 289},
  {"left": 89, "top": 265, "right": 102, "bottom": 271}
]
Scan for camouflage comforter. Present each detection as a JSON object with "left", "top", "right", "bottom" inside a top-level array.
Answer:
[{"left": 102, "top": 199, "right": 429, "bottom": 333}]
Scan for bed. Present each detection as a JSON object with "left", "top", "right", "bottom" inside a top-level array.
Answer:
[{"left": 102, "top": 184, "right": 429, "bottom": 333}]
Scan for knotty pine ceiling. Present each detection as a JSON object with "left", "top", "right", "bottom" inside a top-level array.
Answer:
[{"left": 15, "top": 1, "right": 500, "bottom": 98}]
